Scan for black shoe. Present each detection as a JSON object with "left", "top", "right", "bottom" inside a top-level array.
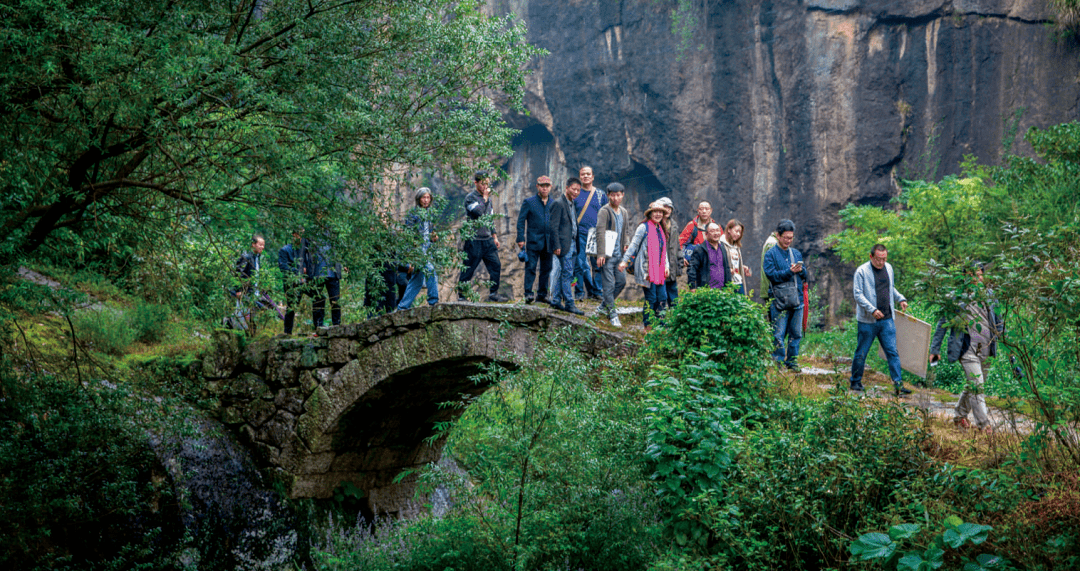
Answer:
[
  {"left": 895, "top": 385, "right": 912, "bottom": 397},
  {"left": 535, "top": 294, "right": 549, "bottom": 304},
  {"left": 562, "top": 303, "right": 584, "bottom": 316},
  {"left": 525, "top": 295, "right": 535, "bottom": 304},
  {"left": 785, "top": 362, "right": 800, "bottom": 372},
  {"left": 549, "top": 300, "right": 565, "bottom": 311},
  {"left": 488, "top": 293, "right": 510, "bottom": 303},
  {"left": 574, "top": 294, "right": 586, "bottom": 302},
  {"left": 850, "top": 383, "right": 865, "bottom": 392}
]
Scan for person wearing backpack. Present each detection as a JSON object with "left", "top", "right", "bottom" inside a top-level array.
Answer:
[{"left": 763, "top": 219, "right": 809, "bottom": 371}]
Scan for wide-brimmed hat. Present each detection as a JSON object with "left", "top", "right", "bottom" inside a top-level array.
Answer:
[{"left": 644, "top": 201, "right": 667, "bottom": 219}]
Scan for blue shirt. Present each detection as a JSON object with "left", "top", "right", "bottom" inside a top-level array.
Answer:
[
  {"left": 763, "top": 244, "right": 807, "bottom": 289},
  {"left": 573, "top": 187, "right": 607, "bottom": 232}
]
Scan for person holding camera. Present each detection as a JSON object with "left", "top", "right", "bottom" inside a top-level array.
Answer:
[{"left": 762, "top": 219, "right": 809, "bottom": 371}]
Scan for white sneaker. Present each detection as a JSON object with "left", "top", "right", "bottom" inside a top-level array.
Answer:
[{"left": 610, "top": 315, "right": 622, "bottom": 328}]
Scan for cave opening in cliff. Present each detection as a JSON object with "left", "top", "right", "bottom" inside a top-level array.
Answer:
[{"left": 612, "top": 160, "right": 670, "bottom": 219}]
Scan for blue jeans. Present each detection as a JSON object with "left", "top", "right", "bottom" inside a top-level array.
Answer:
[
  {"left": 851, "top": 318, "right": 902, "bottom": 385},
  {"left": 554, "top": 241, "right": 576, "bottom": 305},
  {"left": 665, "top": 279, "right": 678, "bottom": 307},
  {"left": 574, "top": 231, "right": 602, "bottom": 298},
  {"left": 642, "top": 282, "right": 668, "bottom": 328},
  {"left": 397, "top": 264, "right": 439, "bottom": 310},
  {"left": 769, "top": 304, "right": 803, "bottom": 366}
]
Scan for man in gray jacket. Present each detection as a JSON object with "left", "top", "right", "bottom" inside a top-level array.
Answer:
[
  {"left": 593, "top": 183, "right": 631, "bottom": 326},
  {"left": 849, "top": 244, "right": 910, "bottom": 395}
]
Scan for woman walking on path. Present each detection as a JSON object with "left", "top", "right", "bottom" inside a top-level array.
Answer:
[{"left": 619, "top": 202, "right": 670, "bottom": 331}]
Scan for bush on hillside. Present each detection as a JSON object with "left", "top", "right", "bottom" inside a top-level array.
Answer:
[{"left": 0, "top": 367, "right": 180, "bottom": 570}]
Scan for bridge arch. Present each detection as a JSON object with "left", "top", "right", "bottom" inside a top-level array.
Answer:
[{"left": 208, "top": 303, "right": 632, "bottom": 515}]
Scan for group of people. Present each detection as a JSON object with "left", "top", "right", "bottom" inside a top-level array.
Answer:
[
  {"left": 227, "top": 170, "right": 1002, "bottom": 432},
  {"left": 513, "top": 167, "right": 756, "bottom": 329}
]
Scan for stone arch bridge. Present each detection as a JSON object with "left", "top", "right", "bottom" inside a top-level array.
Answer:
[{"left": 201, "top": 303, "right": 634, "bottom": 515}]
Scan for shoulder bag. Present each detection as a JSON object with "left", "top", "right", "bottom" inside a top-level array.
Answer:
[{"left": 770, "top": 247, "right": 801, "bottom": 311}]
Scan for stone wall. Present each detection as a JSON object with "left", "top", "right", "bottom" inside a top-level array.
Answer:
[{"left": 200, "top": 303, "right": 633, "bottom": 515}]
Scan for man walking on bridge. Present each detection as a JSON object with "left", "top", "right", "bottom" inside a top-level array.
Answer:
[
  {"left": 458, "top": 170, "right": 508, "bottom": 302},
  {"left": 517, "top": 175, "right": 554, "bottom": 304},
  {"left": 550, "top": 178, "right": 584, "bottom": 315}
]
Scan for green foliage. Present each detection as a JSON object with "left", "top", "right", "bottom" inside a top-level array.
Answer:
[
  {"left": 0, "top": 0, "right": 542, "bottom": 326},
  {"left": 694, "top": 398, "right": 924, "bottom": 569},
  {"left": 653, "top": 286, "right": 772, "bottom": 369},
  {"left": 127, "top": 301, "right": 171, "bottom": 344},
  {"left": 850, "top": 517, "right": 1010, "bottom": 571},
  {"left": 827, "top": 175, "right": 990, "bottom": 290},
  {"left": 72, "top": 308, "right": 136, "bottom": 355},
  {"left": 72, "top": 301, "right": 172, "bottom": 355},
  {"left": 313, "top": 343, "right": 661, "bottom": 570},
  {"left": 0, "top": 367, "right": 180, "bottom": 570},
  {"left": 644, "top": 369, "right": 742, "bottom": 550}
]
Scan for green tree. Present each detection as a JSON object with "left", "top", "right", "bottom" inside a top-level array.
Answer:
[
  {"left": 0, "top": 0, "right": 540, "bottom": 272},
  {"left": 826, "top": 175, "right": 990, "bottom": 290}
]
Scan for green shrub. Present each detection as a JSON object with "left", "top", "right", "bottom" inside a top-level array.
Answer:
[
  {"left": 127, "top": 301, "right": 170, "bottom": 343},
  {"left": 0, "top": 366, "right": 180, "bottom": 570},
  {"left": 313, "top": 344, "right": 662, "bottom": 571},
  {"left": 73, "top": 307, "right": 136, "bottom": 355},
  {"left": 656, "top": 286, "right": 771, "bottom": 365}
]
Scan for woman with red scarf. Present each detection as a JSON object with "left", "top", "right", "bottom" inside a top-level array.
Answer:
[{"left": 619, "top": 202, "right": 670, "bottom": 330}]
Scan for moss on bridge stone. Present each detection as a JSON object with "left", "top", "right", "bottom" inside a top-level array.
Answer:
[{"left": 205, "top": 302, "right": 635, "bottom": 507}]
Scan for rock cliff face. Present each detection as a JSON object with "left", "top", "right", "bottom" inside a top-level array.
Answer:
[{"left": 471, "top": 0, "right": 1078, "bottom": 321}]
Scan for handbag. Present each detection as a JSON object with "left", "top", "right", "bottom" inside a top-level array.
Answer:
[{"left": 769, "top": 247, "right": 801, "bottom": 311}]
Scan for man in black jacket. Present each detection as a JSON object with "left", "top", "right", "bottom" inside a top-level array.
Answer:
[
  {"left": 457, "top": 170, "right": 508, "bottom": 302},
  {"left": 227, "top": 233, "right": 280, "bottom": 331},
  {"left": 516, "top": 175, "right": 554, "bottom": 303},
  {"left": 686, "top": 223, "right": 734, "bottom": 291},
  {"left": 548, "top": 178, "right": 583, "bottom": 315}
]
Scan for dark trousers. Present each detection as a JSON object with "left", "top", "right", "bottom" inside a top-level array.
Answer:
[
  {"left": 642, "top": 282, "right": 668, "bottom": 328},
  {"left": 597, "top": 257, "right": 626, "bottom": 318},
  {"left": 459, "top": 238, "right": 501, "bottom": 294},
  {"left": 523, "top": 248, "right": 553, "bottom": 299},
  {"left": 364, "top": 263, "right": 399, "bottom": 314},
  {"left": 311, "top": 276, "right": 341, "bottom": 328},
  {"left": 665, "top": 279, "right": 679, "bottom": 307},
  {"left": 769, "top": 304, "right": 804, "bottom": 367},
  {"left": 283, "top": 281, "right": 312, "bottom": 335}
]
